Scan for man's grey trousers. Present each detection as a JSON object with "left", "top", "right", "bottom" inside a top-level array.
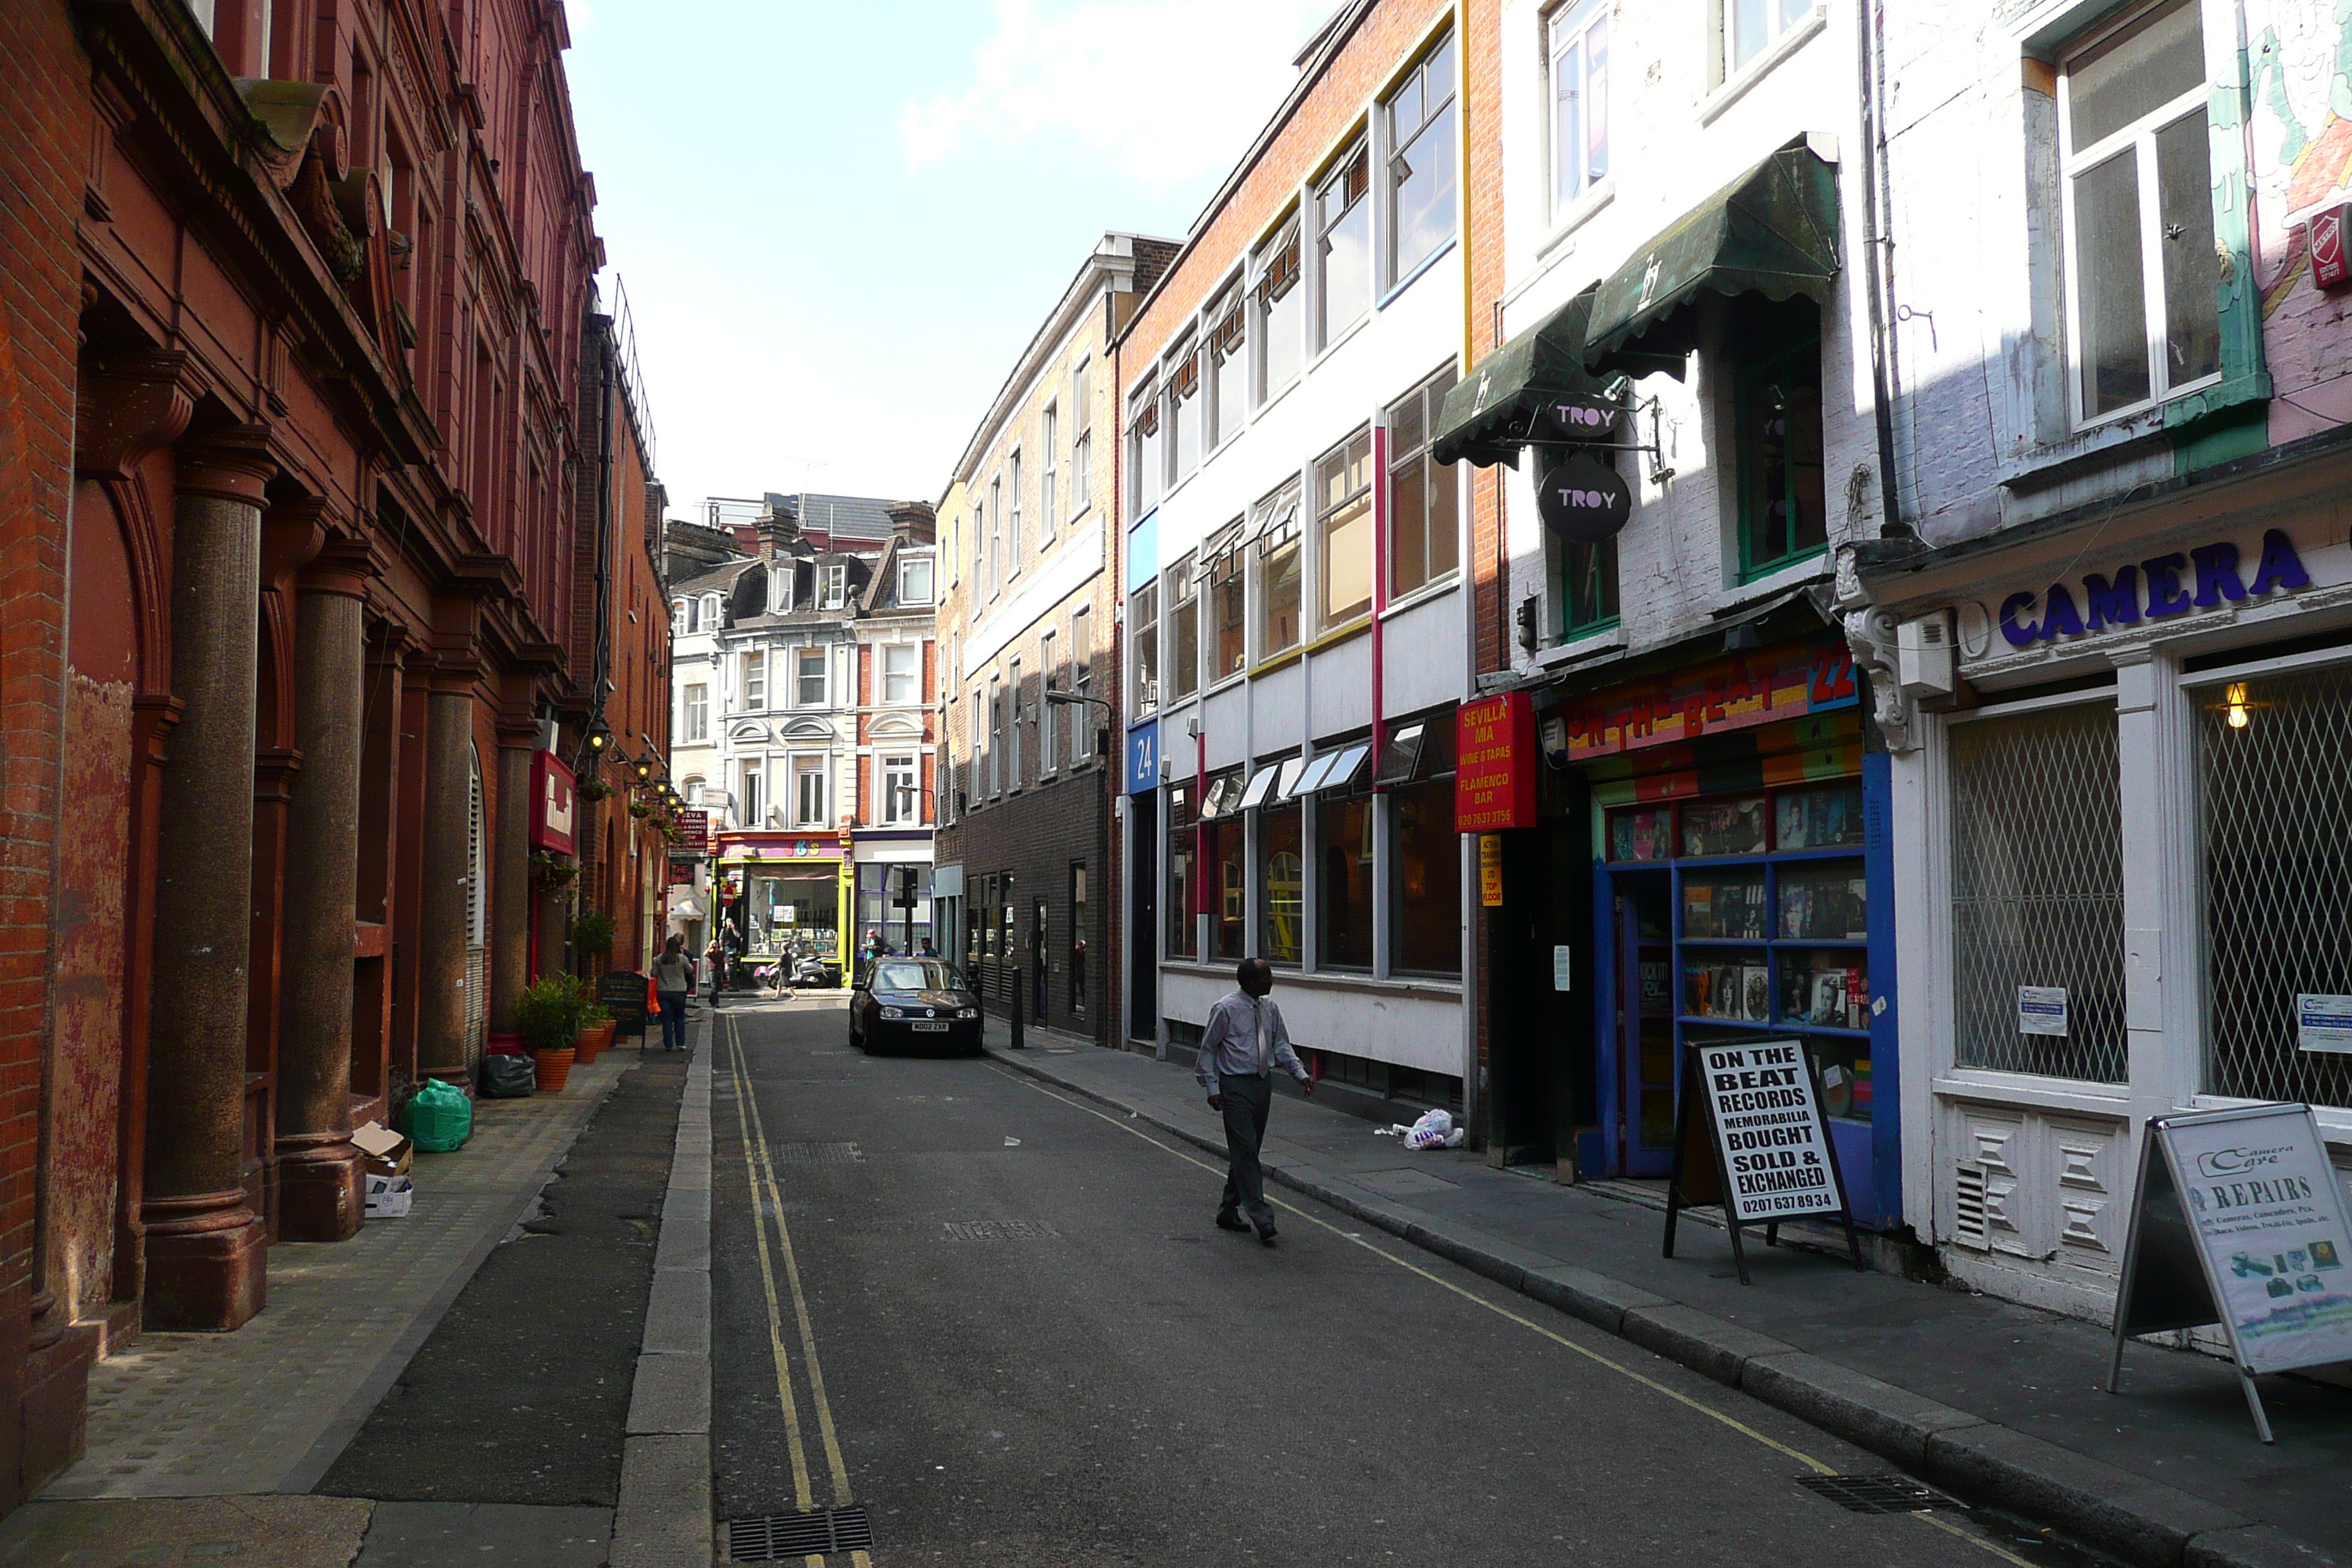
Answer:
[{"left": 1218, "top": 1072, "right": 1275, "bottom": 1223}]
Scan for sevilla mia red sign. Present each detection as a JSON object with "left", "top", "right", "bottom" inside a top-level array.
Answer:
[{"left": 1456, "top": 693, "right": 1538, "bottom": 832}]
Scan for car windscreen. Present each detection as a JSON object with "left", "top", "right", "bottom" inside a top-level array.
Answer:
[{"left": 872, "top": 960, "right": 962, "bottom": 992}]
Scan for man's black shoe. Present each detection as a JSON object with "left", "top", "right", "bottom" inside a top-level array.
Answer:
[
  {"left": 1215, "top": 1210, "right": 1250, "bottom": 1232},
  {"left": 1254, "top": 1217, "right": 1278, "bottom": 1245}
]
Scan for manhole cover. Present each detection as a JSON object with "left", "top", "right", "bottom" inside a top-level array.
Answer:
[
  {"left": 1795, "top": 1474, "right": 1959, "bottom": 1514},
  {"left": 727, "top": 1505, "right": 874, "bottom": 1560},
  {"left": 771, "top": 1142, "right": 863, "bottom": 1164},
  {"left": 943, "top": 1220, "right": 1060, "bottom": 1241}
]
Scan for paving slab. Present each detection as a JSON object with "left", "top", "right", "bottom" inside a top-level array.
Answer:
[
  {"left": 351, "top": 1501, "right": 609, "bottom": 1568},
  {"left": 42, "top": 1057, "right": 641, "bottom": 1501},
  {"left": 0, "top": 1495, "right": 371, "bottom": 1567}
]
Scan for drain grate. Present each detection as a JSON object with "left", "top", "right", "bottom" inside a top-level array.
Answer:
[
  {"left": 771, "top": 1142, "right": 863, "bottom": 1165},
  {"left": 727, "top": 1505, "right": 874, "bottom": 1560},
  {"left": 943, "top": 1219, "right": 1060, "bottom": 1241},
  {"left": 1795, "top": 1474, "right": 1960, "bottom": 1514}
]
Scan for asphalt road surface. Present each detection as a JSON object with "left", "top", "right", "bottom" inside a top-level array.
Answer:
[{"left": 711, "top": 1000, "right": 2093, "bottom": 1568}]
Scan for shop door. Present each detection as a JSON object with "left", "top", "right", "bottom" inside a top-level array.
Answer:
[
  {"left": 1614, "top": 874, "right": 1676, "bottom": 1177},
  {"left": 1128, "top": 793, "right": 1158, "bottom": 1043}
]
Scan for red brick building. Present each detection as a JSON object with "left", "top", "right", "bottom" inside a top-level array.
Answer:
[{"left": 0, "top": 0, "right": 651, "bottom": 1506}]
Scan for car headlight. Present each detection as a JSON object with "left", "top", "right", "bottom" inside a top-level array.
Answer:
[
  {"left": 880, "top": 1006, "right": 904, "bottom": 1019},
  {"left": 958, "top": 1007, "right": 979, "bottom": 1019}
]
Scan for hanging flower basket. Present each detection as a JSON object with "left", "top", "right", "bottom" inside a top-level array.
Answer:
[
  {"left": 529, "top": 851, "right": 578, "bottom": 892},
  {"left": 628, "top": 799, "right": 654, "bottom": 820},
  {"left": 578, "top": 777, "right": 614, "bottom": 802}
]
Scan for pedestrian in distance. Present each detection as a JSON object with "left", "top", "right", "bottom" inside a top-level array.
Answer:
[
  {"left": 1196, "top": 957, "right": 1312, "bottom": 1244},
  {"left": 652, "top": 934, "right": 696, "bottom": 1052},
  {"left": 703, "top": 935, "right": 724, "bottom": 1006}
]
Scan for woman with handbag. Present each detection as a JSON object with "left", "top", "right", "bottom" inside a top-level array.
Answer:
[{"left": 652, "top": 934, "right": 696, "bottom": 1052}]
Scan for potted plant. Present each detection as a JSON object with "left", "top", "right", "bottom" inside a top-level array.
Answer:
[
  {"left": 513, "top": 973, "right": 588, "bottom": 1092},
  {"left": 571, "top": 909, "right": 616, "bottom": 963},
  {"left": 576, "top": 998, "right": 616, "bottom": 1063}
]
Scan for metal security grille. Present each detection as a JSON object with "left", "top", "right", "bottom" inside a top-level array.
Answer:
[
  {"left": 726, "top": 1506, "right": 874, "bottom": 1561},
  {"left": 1949, "top": 702, "right": 2127, "bottom": 1082},
  {"left": 2198, "top": 662, "right": 2352, "bottom": 1107},
  {"left": 1795, "top": 1474, "right": 1959, "bottom": 1513},
  {"left": 942, "top": 1220, "right": 1060, "bottom": 1241},
  {"left": 770, "top": 1142, "right": 863, "bottom": 1165}
]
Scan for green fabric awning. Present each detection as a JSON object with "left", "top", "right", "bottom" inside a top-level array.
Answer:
[
  {"left": 1583, "top": 134, "right": 1842, "bottom": 377},
  {"left": 1432, "top": 287, "right": 1617, "bottom": 469}
]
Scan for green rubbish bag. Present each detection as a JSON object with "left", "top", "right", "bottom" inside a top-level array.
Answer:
[{"left": 407, "top": 1077, "right": 473, "bottom": 1152}]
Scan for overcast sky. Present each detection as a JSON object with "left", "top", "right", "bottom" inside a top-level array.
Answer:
[{"left": 565, "top": 0, "right": 1336, "bottom": 520}]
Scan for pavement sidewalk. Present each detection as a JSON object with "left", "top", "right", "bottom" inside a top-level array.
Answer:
[
  {"left": 987, "top": 1025, "right": 2351, "bottom": 1568},
  {"left": 0, "top": 1045, "right": 652, "bottom": 1567}
]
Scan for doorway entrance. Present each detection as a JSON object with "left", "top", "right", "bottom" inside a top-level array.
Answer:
[{"left": 1609, "top": 872, "right": 1676, "bottom": 1177}]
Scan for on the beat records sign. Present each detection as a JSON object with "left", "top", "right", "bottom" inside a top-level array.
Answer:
[{"left": 1699, "top": 1040, "right": 1839, "bottom": 1221}]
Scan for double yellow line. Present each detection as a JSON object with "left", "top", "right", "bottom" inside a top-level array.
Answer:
[{"left": 725, "top": 1013, "right": 872, "bottom": 1568}]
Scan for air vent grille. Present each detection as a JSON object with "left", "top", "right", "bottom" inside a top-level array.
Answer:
[{"left": 1953, "top": 1164, "right": 1989, "bottom": 1250}]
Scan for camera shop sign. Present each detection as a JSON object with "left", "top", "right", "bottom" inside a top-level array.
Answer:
[{"left": 1995, "top": 529, "right": 2311, "bottom": 649}]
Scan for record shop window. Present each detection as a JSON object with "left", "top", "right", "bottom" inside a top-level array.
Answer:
[
  {"left": 2057, "top": 0, "right": 2219, "bottom": 427},
  {"left": 1728, "top": 295, "right": 1826, "bottom": 581}
]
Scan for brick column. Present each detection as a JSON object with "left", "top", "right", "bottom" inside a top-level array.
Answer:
[
  {"left": 274, "top": 537, "right": 377, "bottom": 1241},
  {"left": 142, "top": 428, "right": 274, "bottom": 1331},
  {"left": 415, "top": 664, "right": 477, "bottom": 1090}
]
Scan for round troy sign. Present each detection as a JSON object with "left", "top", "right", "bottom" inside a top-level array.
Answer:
[
  {"left": 1536, "top": 455, "right": 1632, "bottom": 543},
  {"left": 1534, "top": 395, "right": 1616, "bottom": 443}
]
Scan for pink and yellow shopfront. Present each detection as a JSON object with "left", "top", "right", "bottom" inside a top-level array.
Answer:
[{"left": 716, "top": 831, "right": 853, "bottom": 986}]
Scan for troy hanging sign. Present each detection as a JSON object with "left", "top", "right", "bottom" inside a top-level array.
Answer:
[
  {"left": 1536, "top": 454, "right": 1632, "bottom": 544},
  {"left": 1663, "top": 1037, "right": 1863, "bottom": 1285},
  {"left": 1997, "top": 529, "right": 2310, "bottom": 649}
]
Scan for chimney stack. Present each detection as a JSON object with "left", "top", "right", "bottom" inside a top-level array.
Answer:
[
  {"left": 755, "top": 496, "right": 800, "bottom": 560},
  {"left": 886, "top": 500, "right": 937, "bottom": 546}
]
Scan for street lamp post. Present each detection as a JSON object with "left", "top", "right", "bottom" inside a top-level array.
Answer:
[{"left": 1044, "top": 690, "right": 1115, "bottom": 1049}]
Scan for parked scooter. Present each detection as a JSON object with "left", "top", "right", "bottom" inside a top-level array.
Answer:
[{"left": 791, "top": 944, "right": 832, "bottom": 990}]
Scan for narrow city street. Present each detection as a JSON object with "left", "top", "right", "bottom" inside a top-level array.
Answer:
[{"left": 711, "top": 1000, "right": 2077, "bottom": 1568}]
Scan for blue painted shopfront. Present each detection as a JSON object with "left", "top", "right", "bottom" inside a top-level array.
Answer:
[{"left": 1569, "top": 642, "right": 1902, "bottom": 1228}]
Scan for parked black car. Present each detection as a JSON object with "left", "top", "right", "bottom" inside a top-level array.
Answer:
[{"left": 849, "top": 957, "right": 983, "bottom": 1055}]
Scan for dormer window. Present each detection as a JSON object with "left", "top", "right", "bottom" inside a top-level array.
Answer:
[
  {"left": 823, "top": 564, "right": 848, "bottom": 610},
  {"left": 899, "top": 554, "right": 934, "bottom": 606},
  {"left": 672, "top": 598, "right": 690, "bottom": 635},
  {"left": 772, "top": 563, "right": 796, "bottom": 613},
  {"left": 701, "top": 592, "right": 721, "bottom": 629}
]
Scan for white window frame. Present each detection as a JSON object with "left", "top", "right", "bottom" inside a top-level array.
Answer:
[
  {"left": 792, "top": 753, "right": 829, "bottom": 827},
  {"left": 701, "top": 592, "right": 721, "bottom": 629},
  {"left": 1206, "top": 283, "right": 1248, "bottom": 448},
  {"left": 822, "top": 562, "right": 848, "bottom": 610},
  {"left": 1313, "top": 142, "right": 1371, "bottom": 349},
  {"left": 683, "top": 682, "right": 709, "bottom": 743},
  {"left": 742, "top": 648, "right": 766, "bottom": 709},
  {"left": 881, "top": 753, "right": 919, "bottom": 826},
  {"left": 796, "top": 645, "right": 828, "bottom": 709},
  {"left": 1008, "top": 655, "right": 1025, "bottom": 789},
  {"left": 1381, "top": 30, "right": 1458, "bottom": 289},
  {"left": 739, "top": 758, "right": 766, "bottom": 829},
  {"left": 1071, "top": 355, "right": 1093, "bottom": 515},
  {"left": 1167, "top": 334, "right": 1202, "bottom": 484},
  {"left": 1128, "top": 378, "right": 1162, "bottom": 517},
  {"left": 2056, "top": 0, "right": 2221, "bottom": 431},
  {"left": 672, "top": 598, "right": 689, "bottom": 635},
  {"left": 897, "top": 553, "right": 933, "bottom": 606},
  {"left": 881, "top": 641, "right": 918, "bottom": 706},
  {"left": 1253, "top": 216, "right": 1303, "bottom": 402},
  {"left": 1549, "top": 2, "right": 1610, "bottom": 219},
  {"left": 1008, "top": 451, "right": 1024, "bottom": 571},
  {"left": 1041, "top": 405, "right": 1060, "bottom": 539},
  {"left": 1071, "top": 606, "right": 1094, "bottom": 758},
  {"left": 1722, "top": 0, "right": 1819, "bottom": 83},
  {"left": 1040, "top": 628, "right": 1060, "bottom": 772}
]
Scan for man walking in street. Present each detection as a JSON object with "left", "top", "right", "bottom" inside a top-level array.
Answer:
[{"left": 1196, "top": 957, "right": 1312, "bottom": 1244}]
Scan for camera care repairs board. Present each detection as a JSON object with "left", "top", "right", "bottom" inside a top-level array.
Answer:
[
  {"left": 2108, "top": 1103, "right": 2352, "bottom": 1442},
  {"left": 1663, "top": 1036, "right": 1864, "bottom": 1285}
]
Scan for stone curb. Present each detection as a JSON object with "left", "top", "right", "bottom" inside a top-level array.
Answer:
[
  {"left": 987, "top": 1048, "right": 2340, "bottom": 1568},
  {"left": 611, "top": 1015, "right": 714, "bottom": 1568}
]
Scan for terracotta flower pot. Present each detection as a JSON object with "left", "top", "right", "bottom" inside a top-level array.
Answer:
[
  {"left": 575, "top": 1020, "right": 617, "bottom": 1063},
  {"left": 532, "top": 1047, "right": 576, "bottom": 1093}
]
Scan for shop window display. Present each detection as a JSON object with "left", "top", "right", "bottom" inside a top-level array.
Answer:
[{"left": 1607, "top": 777, "right": 1873, "bottom": 1119}]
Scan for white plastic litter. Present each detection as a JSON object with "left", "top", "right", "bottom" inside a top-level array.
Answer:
[
  {"left": 1003, "top": 1136, "right": 1022, "bottom": 1147},
  {"left": 1373, "top": 1109, "right": 1463, "bottom": 1150}
]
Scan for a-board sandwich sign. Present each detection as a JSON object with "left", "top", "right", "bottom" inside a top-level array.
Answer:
[
  {"left": 2109, "top": 1102, "right": 2352, "bottom": 1442},
  {"left": 1663, "top": 1037, "right": 1864, "bottom": 1284}
]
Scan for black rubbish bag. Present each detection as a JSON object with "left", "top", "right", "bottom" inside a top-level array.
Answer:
[{"left": 480, "top": 1052, "right": 536, "bottom": 1098}]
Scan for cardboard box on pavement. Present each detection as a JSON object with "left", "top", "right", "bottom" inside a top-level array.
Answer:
[
  {"left": 352, "top": 1120, "right": 412, "bottom": 1177},
  {"left": 364, "top": 1172, "right": 414, "bottom": 1218}
]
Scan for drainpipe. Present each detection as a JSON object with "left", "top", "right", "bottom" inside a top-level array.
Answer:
[{"left": 1858, "top": 0, "right": 1902, "bottom": 535}]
